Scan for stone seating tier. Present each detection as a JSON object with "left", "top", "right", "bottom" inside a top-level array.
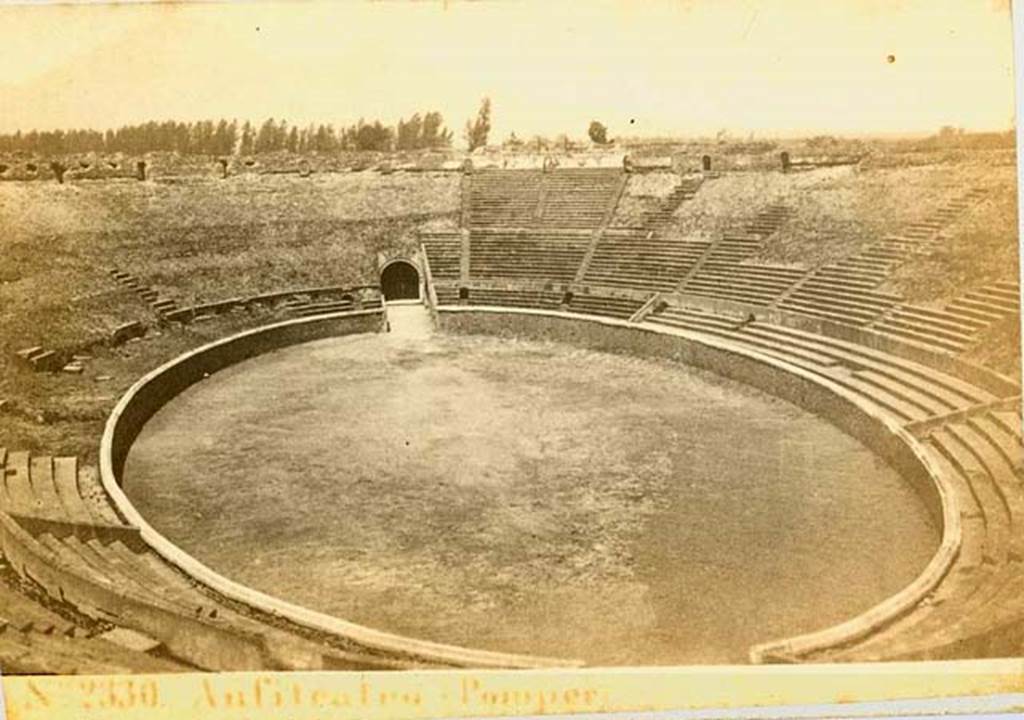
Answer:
[
  {"left": 421, "top": 235, "right": 463, "bottom": 280},
  {"left": 469, "top": 234, "right": 590, "bottom": 283},
  {"left": 462, "top": 287, "right": 562, "bottom": 311},
  {"left": 466, "top": 169, "right": 623, "bottom": 230},
  {"left": 584, "top": 235, "right": 710, "bottom": 292},
  {"left": 566, "top": 294, "right": 645, "bottom": 320}
]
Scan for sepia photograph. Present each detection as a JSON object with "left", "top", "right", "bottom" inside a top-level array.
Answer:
[{"left": 0, "top": 0, "right": 1020, "bottom": 682}]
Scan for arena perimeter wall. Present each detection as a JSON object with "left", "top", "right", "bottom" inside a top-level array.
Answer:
[
  {"left": 99, "top": 308, "right": 576, "bottom": 670},
  {"left": 94, "top": 303, "right": 960, "bottom": 666},
  {"left": 105, "top": 310, "right": 383, "bottom": 479},
  {"left": 437, "top": 307, "right": 961, "bottom": 663}
]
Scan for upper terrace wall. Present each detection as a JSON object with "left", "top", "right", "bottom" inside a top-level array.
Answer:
[
  {"left": 0, "top": 150, "right": 466, "bottom": 181},
  {"left": 0, "top": 157, "right": 138, "bottom": 182}
]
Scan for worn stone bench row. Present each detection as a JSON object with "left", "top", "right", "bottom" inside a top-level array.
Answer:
[
  {"left": 815, "top": 414, "right": 1022, "bottom": 661},
  {"left": 432, "top": 284, "right": 645, "bottom": 320},
  {"left": 0, "top": 451, "right": 187, "bottom": 672},
  {"left": 797, "top": 188, "right": 989, "bottom": 298},
  {"left": 135, "top": 282, "right": 383, "bottom": 324},
  {"left": 467, "top": 168, "right": 624, "bottom": 230},
  {"left": 434, "top": 225, "right": 1016, "bottom": 362},
  {"left": 10, "top": 278, "right": 384, "bottom": 374}
]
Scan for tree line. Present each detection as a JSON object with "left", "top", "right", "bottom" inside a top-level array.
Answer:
[{"left": 0, "top": 112, "right": 460, "bottom": 156}]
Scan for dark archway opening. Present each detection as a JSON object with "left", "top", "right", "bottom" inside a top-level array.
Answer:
[{"left": 380, "top": 260, "right": 420, "bottom": 301}]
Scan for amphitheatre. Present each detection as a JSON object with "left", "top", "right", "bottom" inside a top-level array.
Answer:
[{"left": 0, "top": 139, "right": 1020, "bottom": 673}]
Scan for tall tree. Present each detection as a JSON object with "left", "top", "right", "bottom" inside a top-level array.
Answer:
[
  {"left": 421, "top": 111, "right": 452, "bottom": 148},
  {"left": 396, "top": 113, "right": 422, "bottom": 151},
  {"left": 350, "top": 120, "right": 393, "bottom": 151},
  {"left": 255, "top": 118, "right": 277, "bottom": 153},
  {"left": 464, "top": 97, "right": 492, "bottom": 151},
  {"left": 239, "top": 121, "right": 255, "bottom": 155}
]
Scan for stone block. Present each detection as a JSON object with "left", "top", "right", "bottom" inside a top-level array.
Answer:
[
  {"left": 15, "top": 346, "right": 43, "bottom": 362},
  {"left": 110, "top": 321, "right": 146, "bottom": 346},
  {"left": 98, "top": 627, "right": 163, "bottom": 653},
  {"left": 30, "top": 350, "right": 60, "bottom": 372}
]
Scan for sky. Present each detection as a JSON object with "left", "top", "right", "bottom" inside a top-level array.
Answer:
[{"left": 0, "top": 0, "right": 1015, "bottom": 144}]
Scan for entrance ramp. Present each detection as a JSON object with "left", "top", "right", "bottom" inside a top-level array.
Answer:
[{"left": 386, "top": 302, "right": 434, "bottom": 340}]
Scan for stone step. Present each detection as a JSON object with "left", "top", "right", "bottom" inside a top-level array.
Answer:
[
  {"left": 952, "top": 422, "right": 1023, "bottom": 529},
  {"left": 790, "top": 289, "right": 893, "bottom": 314},
  {"left": 871, "top": 322, "right": 968, "bottom": 354},
  {"left": 52, "top": 456, "right": 95, "bottom": 525},
  {"left": 655, "top": 314, "right": 841, "bottom": 367},
  {"left": 751, "top": 323, "right": 995, "bottom": 404},
  {"left": 76, "top": 465, "right": 124, "bottom": 526},
  {"left": 36, "top": 534, "right": 198, "bottom": 621},
  {"left": 967, "top": 415, "right": 1023, "bottom": 478},
  {"left": 815, "top": 269, "right": 887, "bottom": 286},
  {"left": 874, "top": 316, "right": 976, "bottom": 346},
  {"left": 968, "top": 289, "right": 1019, "bottom": 310},
  {"left": 777, "top": 299, "right": 873, "bottom": 325},
  {"left": 800, "top": 281, "right": 900, "bottom": 302},
  {"left": 695, "top": 267, "right": 799, "bottom": 285},
  {"left": 28, "top": 455, "right": 63, "bottom": 517},
  {"left": 3, "top": 451, "right": 35, "bottom": 515},
  {"left": 687, "top": 280, "right": 779, "bottom": 299},
  {"left": 853, "top": 369, "right": 952, "bottom": 416},
  {"left": 931, "top": 429, "right": 1012, "bottom": 564},
  {"left": 944, "top": 302, "right": 1004, "bottom": 325},
  {"left": 991, "top": 409, "right": 1023, "bottom": 442},
  {"left": 891, "top": 304, "right": 987, "bottom": 331},
  {"left": 653, "top": 309, "right": 737, "bottom": 332},
  {"left": 743, "top": 326, "right": 976, "bottom": 409},
  {"left": 949, "top": 297, "right": 1013, "bottom": 319}
]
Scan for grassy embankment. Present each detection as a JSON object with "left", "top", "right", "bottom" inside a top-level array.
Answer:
[
  {"left": 663, "top": 158, "right": 1020, "bottom": 377},
  {"left": 0, "top": 170, "right": 459, "bottom": 460},
  {"left": 666, "top": 162, "right": 1010, "bottom": 269}
]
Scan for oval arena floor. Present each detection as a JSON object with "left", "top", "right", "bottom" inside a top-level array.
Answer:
[{"left": 123, "top": 306, "right": 938, "bottom": 665}]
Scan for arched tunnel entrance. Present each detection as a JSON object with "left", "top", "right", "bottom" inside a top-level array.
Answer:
[{"left": 380, "top": 260, "right": 421, "bottom": 302}]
